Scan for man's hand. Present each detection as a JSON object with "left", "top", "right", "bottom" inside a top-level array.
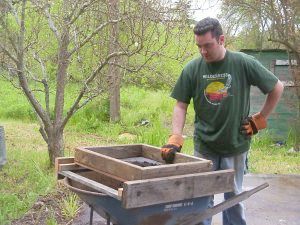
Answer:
[
  {"left": 241, "top": 112, "right": 267, "bottom": 137},
  {"left": 161, "top": 134, "right": 184, "bottom": 164}
]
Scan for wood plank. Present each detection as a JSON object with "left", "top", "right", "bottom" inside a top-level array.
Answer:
[
  {"left": 58, "top": 163, "right": 85, "bottom": 172},
  {"left": 141, "top": 161, "right": 213, "bottom": 179},
  {"left": 75, "top": 147, "right": 143, "bottom": 180},
  {"left": 83, "top": 144, "right": 142, "bottom": 159},
  {"left": 76, "top": 170, "right": 124, "bottom": 190},
  {"left": 55, "top": 157, "right": 74, "bottom": 172},
  {"left": 60, "top": 171, "right": 121, "bottom": 200},
  {"left": 118, "top": 188, "right": 123, "bottom": 197},
  {"left": 141, "top": 144, "right": 204, "bottom": 163},
  {"left": 122, "top": 169, "right": 235, "bottom": 209},
  {"left": 55, "top": 157, "right": 75, "bottom": 180}
]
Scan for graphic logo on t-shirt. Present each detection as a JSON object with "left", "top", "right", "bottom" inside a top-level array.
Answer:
[{"left": 203, "top": 73, "right": 232, "bottom": 105}]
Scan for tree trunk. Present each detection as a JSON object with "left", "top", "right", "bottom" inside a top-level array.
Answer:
[
  {"left": 47, "top": 128, "right": 64, "bottom": 165},
  {"left": 109, "top": 75, "right": 121, "bottom": 122},
  {"left": 293, "top": 63, "right": 300, "bottom": 151},
  {"left": 107, "top": 0, "right": 121, "bottom": 122}
]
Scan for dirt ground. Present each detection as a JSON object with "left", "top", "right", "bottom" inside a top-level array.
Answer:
[
  {"left": 12, "top": 174, "right": 300, "bottom": 225},
  {"left": 11, "top": 186, "right": 81, "bottom": 225}
]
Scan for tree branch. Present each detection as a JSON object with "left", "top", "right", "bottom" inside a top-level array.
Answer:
[
  {"left": 44, "top": 6, "right": 60, "bottom": 40},
  {"left": 61, "top": 50, "right": 128, "bottom": 129},
  {"left": 268, "top": 37, "right": 299, "bottom": 54},
  {"left": 0, "top": 69, "right": 22, "bottom": 90},
  {"left": 5, "top": 0, "right": 20, "bottom": 26},
  {"left": 16, "top": 0, "right": 52, "bottom": 128},
  {"left": 68, "top": 0, "right": 96, "bottom": 25},
  {"left": 33, "top": 52, "right": 51, "bottom": 116},
  {"left": 0, "top": 17, "right": 19, "bottom": 53},
  {"left": 0, "top": 43, "right": 18, "bottom": 64},
  {"left": 77, "top": 91, "right": 102, "bottom": 111},
  {"left": 39, "top": 126, "right": 48, "bottom": 143},
  {"left": 69, "top": 19, "right": 122, "bottom": 56}
]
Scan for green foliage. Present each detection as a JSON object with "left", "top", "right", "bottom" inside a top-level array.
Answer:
[{"left": 60, "top": 193, "right": 80, "bottom": 220}]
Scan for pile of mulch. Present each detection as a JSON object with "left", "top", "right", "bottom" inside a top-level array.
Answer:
[{"left": 11, "top": 186, "right": 83, "bottom": 225}]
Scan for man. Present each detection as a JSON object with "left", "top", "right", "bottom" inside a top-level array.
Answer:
[{"left": 160, "top": 17, "right": 284, "bottom": 225}]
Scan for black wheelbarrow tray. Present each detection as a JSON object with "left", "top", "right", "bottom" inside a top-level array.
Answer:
[{"left": 56, "top": 144, "right": 268, "bottom": 225}]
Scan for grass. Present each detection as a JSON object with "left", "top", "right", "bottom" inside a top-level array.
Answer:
[
  {"left": 0, "top": 121, "right": 55, "bottom": 224},
  {"left": 60, "top": 193, "right": 81, "bottom": 220},
  {"left": 45, "top": 215, "right": 58, "bottom": 225},
  {"left": 0, "top": 78, "right": 299, "bottom": 224},
  {"left": 248, "top": 131, "right": 300, "bottom": 174}
]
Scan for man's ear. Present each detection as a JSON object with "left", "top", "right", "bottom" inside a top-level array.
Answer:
[{"left": 219, "top": 35, "right": 225, "bottom": 45}]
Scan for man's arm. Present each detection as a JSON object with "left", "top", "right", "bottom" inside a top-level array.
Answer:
[
  {"left": 160, "top": 101, "right": 189, "bottom": 163},
  {"left": 172, "top": 101, "right": 189, "bottom": 135},
  {"left": 260, "top": 80, "right": 284, "bottom": 118},
  {"left": 241, "top": 80, "right": 284, "bottom": 136}
]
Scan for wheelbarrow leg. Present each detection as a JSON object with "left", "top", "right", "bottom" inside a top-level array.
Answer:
[
  {"left": 89, "top": 205, "right": 93, "bottom": 225},
  {"left": 106, "top": 212, "right": 111, "bottom": 225},
  {"left": 88, "top": 205, "right": 112, "bottom": 225}
]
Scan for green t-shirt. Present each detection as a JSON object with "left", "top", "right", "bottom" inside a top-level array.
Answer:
[{"left": 171, "top": 50, "right": 278, "bottom": 156}]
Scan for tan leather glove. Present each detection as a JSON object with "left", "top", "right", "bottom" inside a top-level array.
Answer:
[
  {"left": 161, "top": 134, "right": 184, "bottom": 164},
  {"left": 241, "top": 112, "right": 267, "bottom": 136}
]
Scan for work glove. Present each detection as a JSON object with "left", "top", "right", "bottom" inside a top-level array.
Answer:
[
  {"left": 241, "top": 112, "right": 267, "bottom": 137},
  {"left": 161, "top": 134, "right": 184, "bottom": 164}
]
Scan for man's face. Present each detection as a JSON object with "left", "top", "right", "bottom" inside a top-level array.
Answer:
[{"left": 195, "top": 32, "right": 225, "bottom": 63}]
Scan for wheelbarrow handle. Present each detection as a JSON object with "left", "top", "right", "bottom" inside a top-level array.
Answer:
[
  {"left": 176, "top": 182, "right": 269, "bottom": 225},
  {"left": 62, "top": 177, "right": 107, "bottom": 197},
  {"left": 60, "top": 171, "right": 121, "bottom": 199}
]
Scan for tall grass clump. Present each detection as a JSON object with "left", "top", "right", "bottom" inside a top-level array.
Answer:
[{"left": 60, "top": 193, "right": 80, "bottom": 220}]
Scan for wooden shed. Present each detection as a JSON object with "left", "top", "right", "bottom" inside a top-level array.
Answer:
[{"left": 240, "top": 49, "right": 297, "bottom": 140}]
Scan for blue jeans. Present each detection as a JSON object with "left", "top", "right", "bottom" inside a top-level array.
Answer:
[{"left": 194, "top": 150, "right": 247, "bottom": 225}]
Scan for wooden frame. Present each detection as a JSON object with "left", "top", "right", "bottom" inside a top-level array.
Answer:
[
  {"left": 74, "top": 144, "right": 213, "bottom": 181},
  {"left": 56, "top": 144, "right": 236, "bottom": 209}
]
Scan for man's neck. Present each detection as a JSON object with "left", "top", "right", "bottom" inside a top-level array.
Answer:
[{"left": 219, "top": 47, "right": 227, "bottom": 61}]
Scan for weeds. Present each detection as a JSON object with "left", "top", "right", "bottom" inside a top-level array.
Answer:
[
  {"left": 60, "top": 193, "right": 81, "bottom": 220},
  {"left": 45, "top": 215, "right": 58, "bottom": 225}
]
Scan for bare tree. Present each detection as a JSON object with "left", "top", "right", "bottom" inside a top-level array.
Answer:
[
  {"left": 0, "top": 0, "right": 194, "bottom": 165},
  {"left": 221, "top": 0, "right": 300, "bottom": 150}
]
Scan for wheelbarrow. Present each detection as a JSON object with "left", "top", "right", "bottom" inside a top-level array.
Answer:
[
  {"left": 56, "top": 145, "right": 269, "bottom": 225},
  {"left": 60, "top": 170, "right": 268, "bottom": 225}
]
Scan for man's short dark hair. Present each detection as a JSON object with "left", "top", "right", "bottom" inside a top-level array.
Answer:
[{"left": 193, "top": 17, "right": 223, "bottom": 39}]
